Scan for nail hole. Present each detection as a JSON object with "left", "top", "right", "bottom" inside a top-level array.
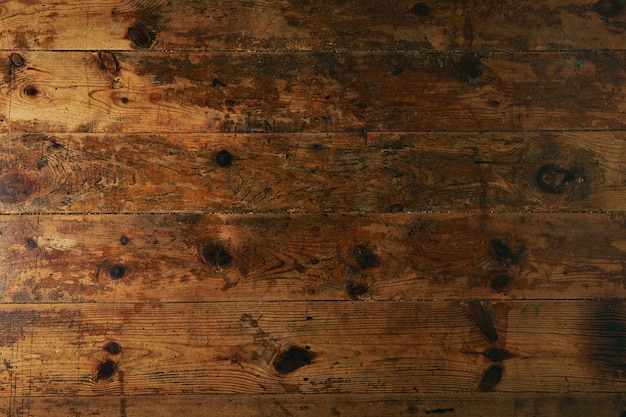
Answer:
[
  {"left": 26, "top": 238, "right": 37, "bottom": 249},
  {"left": 120, "top": 235, "right": 129, "bottom": 245}
]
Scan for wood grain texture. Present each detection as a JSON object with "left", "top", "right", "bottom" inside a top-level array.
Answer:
[
  {"left": 2, "top": 51, "right": 626, "bottom": 133},
  {"left": 1, "top": 213, "right": 626, "bottom": 303},
  {"left": 0, "top": 300, "right": 622, "bottom": 395},
  {"left": 3, "top": 393, "right": 624, "bottom": 417},
  {"left": 1, "top": 0, "right": 626, "bottom": 51},
  {"left": 3, "top": 131, "right": 626, "bottom": 213}
]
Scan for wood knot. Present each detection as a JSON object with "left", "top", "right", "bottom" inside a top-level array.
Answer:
[
  {"left": 594, "top": 0, "right": 624, "bottom": 17},
  {"left": 127, "top": 23, "right": 155, "bottom": 48},
  {"left": 536, "top": 163, "right": 576, "bottom": 194},
  {"left": 489, "top": 273, "right": 512, "bottom": 294},
  {"left": 346, "top": 282, "right": 369, "bottom": 299},
  {"left": 9, "top": 53, "right": 25, "bottom": 67},
  {"left": 95, "top": 359, "right": 117, "bottom": 381},
  {"left": 478, "top": 365, "right": 503, "bottom": 391},
  {"left": 273, "top": 346, "right": 315, "bottom": 374},
  {"left": 215, "top": 150, "right": 234, "bottom": 167},
  {"left": 23, "top": 86, "right": 39, "bottom": 97},
  {"left": 104, "top": 341, "right": 122, "bottom": 356},
  {"left": 107, "top": 264, "right": 126, "bottom": 280},
  {"left": 484, "top": 348, "right": 512, "bottom": 362},
  {"left": 199, "top": 241, "right": 233, "bottom": 267},
  {"left": 410, "top": 2, "right": 432, "bottom": 17},
  {"left": 96, "top": 51, "right": 120, "bottom": 76}
]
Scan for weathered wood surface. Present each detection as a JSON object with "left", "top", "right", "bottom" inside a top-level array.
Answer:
[
  {"left": 2, "top": 213, "right": 626, "bottom": 303},
  {"left": 1, "top": 0, "right": 626, "bottom": 51},
  {"left": 2, "top": 131, "right": 626, "bottom": 213},
  {"left": 0, "top": 301, "right": 622, "bottom": 395},
  {"left": 3, "top": 51, "right": 626, "bottom": 133},
  {"left": 3, "top": 393, "right": 624, "bottom": 417}
]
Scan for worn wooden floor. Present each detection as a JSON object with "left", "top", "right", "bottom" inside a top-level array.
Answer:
[{"left": 0, "top": 0, "right": 625, "bottom": 416}]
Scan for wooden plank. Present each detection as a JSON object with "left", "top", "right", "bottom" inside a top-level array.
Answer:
[
  {"left": 0, "top": 300, "right": 623, "bottom": 395},
  {"left": 2, "top": 51, "right": 626, "bottom": 133},
  {"left": 3, "top": 393, "right": 624, "bottom": 417},
  {"left": 2, "top": 213, "right": 626, "bottom": 303},
  {"left": 3, "top": 131, "right": 626, "bottom": 213},
  {"left": 1, "top": 0, "right": 626, "bottom": 51}
]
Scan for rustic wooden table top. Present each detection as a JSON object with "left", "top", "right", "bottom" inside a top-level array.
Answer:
[{"left": 0, "top": 1, "right": 625, "bottom": 416}]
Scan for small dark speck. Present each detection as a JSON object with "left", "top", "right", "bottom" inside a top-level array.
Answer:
[
  {"left": 306, "top": 316, "right": 313, "bottom": 320},
  {"left": 391, "top": 67, "right": 404, "bottom": 76},
  {"left": 303, "top": 377, "right": 309, "bottom": 381},
  {"left": 212, "top": 78, "right": 227, "bottom": 88},
  {"left": 389, "top": 203, "right": 404, "bottom": 213},
  {"left": 309, "top": 258, "right": 320, "bottom": 265},
  {"left": 108, "top": 264, "right": 126, "bottom": 279},
  {"left": 120, "top": 235, "right": 129, "bottom": 245},
  {"left": 121, "top": 97, "right": 129, "bottom": 104},
  {"left": 411, "top": 2, "right": 432, "bottom": 16},
  {"left": 26, "top": 238, "right": 37, "bottom": 249},
  {"left": 490, "top": 99, "right": 500, "bottom": 107},
  {"left": 311, "top": 143, "right": 327, "bottom": 151}
]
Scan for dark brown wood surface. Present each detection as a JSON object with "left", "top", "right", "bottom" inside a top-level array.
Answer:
[{"left": 1, "top": 0, "right": 625, "bottom": 416}]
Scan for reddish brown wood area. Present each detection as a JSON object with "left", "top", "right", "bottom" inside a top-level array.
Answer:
[{"left": 0, "top": 1, "right": 625, "bottom": 416}]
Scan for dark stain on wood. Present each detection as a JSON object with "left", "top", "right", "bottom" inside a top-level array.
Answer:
[
  {"left": 536, "top": 164, "right": 576, "bottom": 194},
  {"left": 0, "top": 311, "right": 29, "bottom": 347},
  {"left": 489, "top": 273, "right": 512, "bottom": 294},
  {"left": 467, "top": 301, "right": 499, "bottom": 342},
  {"left": 354, "top": 244, "right": 380, "bottom": 270},
  {"left": 490, "top": 239, "right": 524, "bottom": 266},
  {"left": 478, "top": 365, "right": 503, "bottom": 392},
  {"left": 454, "top": 53, "right": 483, "bottom": 82},
  {"left": 199, "top": 241, "right": 233, "bottom": 268},
  {"left": 594, "top": 0, "right": 625, "bottom": 17},
  {"left": 120, "top": 235, "right": 130, "bottom": 246},
  {"left": 26, "top": 237, "right": 37, "bottom": 249},
  {"left": 0, "top": 171, "right": 37, "bottom": 204},
  {"left": 587, "top": 302, "right": 626, "bottom": 373},
  {"left": 346, "top": 282, "right": 369, "bottom": 300},
  {"left": 96, "top": 51, "right": 120, "bottom": 77},
  {"left": 273, "top": 346, "right": 316, "bottom": 374}
]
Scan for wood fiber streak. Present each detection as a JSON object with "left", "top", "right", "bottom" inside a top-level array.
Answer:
[
  {"left": 0, "top": 301, "right": 622, "bottom": 395},
  {"left": 2, "top": 132, "right": 626, "bottom": 213},
  {"left": 2, "top": 51, "right": 626, "bottom": 133},
  {"left": 1, "top": 213, "right": 626, "bottom": 302},
  {"left": 3, "top": 393, "right": 624, "bottom": 417},
  {"left": 1, "top": 0, "right": 626, "bottom": 51}
]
